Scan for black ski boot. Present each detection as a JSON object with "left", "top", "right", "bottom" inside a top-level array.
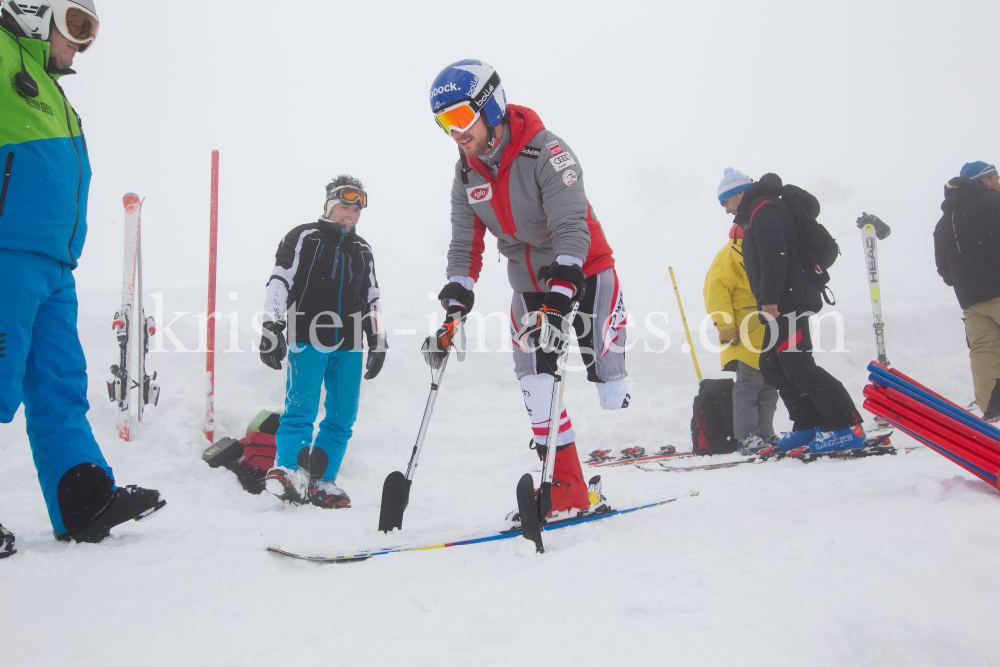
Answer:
[
  {"left": 56, "top": 485, "right": 166, "bottom": 544},
  {"left": 0, "top": 523, "right": 15, "bottom": 558}
]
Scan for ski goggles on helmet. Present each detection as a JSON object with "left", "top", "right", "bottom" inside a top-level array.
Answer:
[
  {"left": 53, "top": 1, "right": 100, "bottom": 52},
  {"left": 434, "top": 101, "right": 480, "bottom": 135},
  {"left": 325, "top": 186, "right": 368, "bottom": 213}
]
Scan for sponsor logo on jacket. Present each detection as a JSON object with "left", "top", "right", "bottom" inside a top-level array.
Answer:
[
  {"left": 546, "top": 140, "right": 563, "bottom": 156},
  {"left": 562, "top": 170, "right": 578, "bottom": 186},
  {"left": 519, "top": 146, "right": 541, "bottom": 159},
  {"left": 467, "top": 183, "right": 492, "bottom": 204},
  {"left": 550, "top": 152, "right": 577, "bottom": 173},
  {"left": 24, "top": 96, "right": 54, "bottom": 116}
]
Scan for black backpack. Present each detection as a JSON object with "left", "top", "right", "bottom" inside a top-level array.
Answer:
[
  {"left": 690, "top": 379, "right": 736, "bottom": 456},
  {"left": 780, "top": 184, "right": 840, "bottom": 289}
]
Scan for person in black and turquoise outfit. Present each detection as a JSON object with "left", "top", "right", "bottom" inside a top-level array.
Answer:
[
  {"left": 259, "top": 176, "right": 386, "bottom": 509},
  {"left": 0, "top": 1, "right": 164, "bottom": 556}
]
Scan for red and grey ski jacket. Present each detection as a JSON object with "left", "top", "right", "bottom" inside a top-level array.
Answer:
[{"left": 446, "top": 104, "right": 614, "bottom": 293}]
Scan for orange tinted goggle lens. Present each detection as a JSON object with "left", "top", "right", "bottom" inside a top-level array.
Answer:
[
  {"left": 434, "top": 103, "right": 478, "bottom": 135},
  {"left": 327, "top": 188, "right": 367, "bottom": 211},
  {"left": 65, "top": 7, "right": 99, "bottom": 42},
  {"left": 338, "top": 188, "right": 367, "bottom": 207}
]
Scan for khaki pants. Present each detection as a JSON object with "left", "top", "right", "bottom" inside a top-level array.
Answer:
[{"left": 964, "top": 296, "right": 1000, "bottom": 410}]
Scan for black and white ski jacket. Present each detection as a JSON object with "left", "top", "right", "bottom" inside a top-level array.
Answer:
[{"left": 264, "top": 218, "right": 383, "bottom": 350}]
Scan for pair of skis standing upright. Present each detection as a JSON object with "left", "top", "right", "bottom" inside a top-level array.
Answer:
[{"left": 107, "top": 193, "right": 160, "bottom": 441}]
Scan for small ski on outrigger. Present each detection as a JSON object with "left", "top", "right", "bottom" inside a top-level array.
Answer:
[{"left": 267, "top": 493, "right": 696, "bottom": 563}]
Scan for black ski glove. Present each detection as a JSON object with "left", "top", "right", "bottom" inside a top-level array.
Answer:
[
  {"left": 857, "top": 212, "right": 891, "bottom": 240},
  {"left": 259, "top": 321, "right": 287, "bottom": 370},
  {"left": 364, "top": 334, "right": 387, "bottom": 380}
]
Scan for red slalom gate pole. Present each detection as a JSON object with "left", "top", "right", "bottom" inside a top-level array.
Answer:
[{"left": 205, "top": 150, "right": 219, "bottom": 442}]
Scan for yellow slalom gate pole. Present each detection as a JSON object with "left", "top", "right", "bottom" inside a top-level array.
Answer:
[{"left": 668, "top": 266, "right": 703, "bottom": 382}]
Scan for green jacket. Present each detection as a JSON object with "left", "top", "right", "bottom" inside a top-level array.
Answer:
[{"left": 0, "top": 22, "right": 91, "bottom": 267}]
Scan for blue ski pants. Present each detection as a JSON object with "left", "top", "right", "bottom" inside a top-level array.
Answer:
[
  {"left": 275, "top": 345, "right": 362, "bottom": 482},
  {"left": 0, "top": 249, "right": 114, "bottom": 534}
]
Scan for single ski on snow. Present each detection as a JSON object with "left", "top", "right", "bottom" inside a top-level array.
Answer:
[
  {"left": 269, "top": 494, "right": 696, "bottom": 563},
  {"left": 107, "top": 194, "right": 159, "bottom": 441},
  {"left": 586, "top": 445, "right": 693, "bottom": 468},
  {"left": 640, "top": 436, "right": 920, "bottom": 473}
]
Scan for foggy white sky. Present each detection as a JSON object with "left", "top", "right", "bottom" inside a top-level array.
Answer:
[{"left": 61, "top": 0, "right": 997, "bottom": 307}]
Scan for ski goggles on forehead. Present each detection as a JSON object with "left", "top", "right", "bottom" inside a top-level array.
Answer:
[
  {"left": 326, "top": 187, "right": 368, "bottom": 210},
  {"left": 58, "top": 6, "right": 100, "bottom": 51},
  {"left": 434, "top": 101, "right": 480, "bottom": 135}
]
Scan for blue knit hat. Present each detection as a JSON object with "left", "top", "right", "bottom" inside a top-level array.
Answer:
[
  {"left": 718, "top": 168, "right": 753, "bottom": 204},
  {"left": 960, "top": 161, "right": 997, "bottom": 180}
]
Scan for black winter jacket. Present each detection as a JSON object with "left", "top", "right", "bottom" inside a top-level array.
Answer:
[
  {"left": 266, "top": 219, "right": 381, "bottom": 349},
  {"left": 934, "top": 178, "right": 1000, "bottom": 309},
  {"left": 735, "top": 173, "right": 823, "bottom": 313}
]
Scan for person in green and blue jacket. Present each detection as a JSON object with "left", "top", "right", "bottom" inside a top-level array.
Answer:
[{"left": 0, "top": 1, "right": 164, "bottom": 557}]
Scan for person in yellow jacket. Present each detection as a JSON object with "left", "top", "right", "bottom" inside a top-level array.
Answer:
[{"left": 704, "top": 223, "right": 779, "bottom": 454}]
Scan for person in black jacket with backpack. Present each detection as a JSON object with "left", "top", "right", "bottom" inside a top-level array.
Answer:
[
  {"left": 257, "top": 175, "right": 387, "bottom": 508},
  {"left": 934, "top": 161, "right": 1000, "bottom": 420},
  {"left": 718, "top": 169, "right": 864, "bottom": 454}
]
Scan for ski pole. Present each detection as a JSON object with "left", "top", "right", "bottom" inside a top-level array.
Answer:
[
  {"left": 517, "top": 300, "right": 581, "bottom": 554},
  {"left": 378, "top": 348, "right": 451, "bottom": 533},
  {"left": 859, "top": 217, "right": 890, "bottom": 366},
  {"left": 669, "top": 267, "right": 703, "bottom": 381}
]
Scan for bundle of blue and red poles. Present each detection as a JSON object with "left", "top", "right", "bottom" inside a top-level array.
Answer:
[{"left": 863, "top": 361, "right": 1000, "bottom": 490}]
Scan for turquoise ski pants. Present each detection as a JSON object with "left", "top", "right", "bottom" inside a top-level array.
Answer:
[{"left": 275, "top": 345, "right": 362, "bottom": 482}]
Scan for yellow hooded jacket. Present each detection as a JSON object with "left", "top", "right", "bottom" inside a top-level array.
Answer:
[{"left": 703, "top": 224, "right": 765, "bottom": 371}]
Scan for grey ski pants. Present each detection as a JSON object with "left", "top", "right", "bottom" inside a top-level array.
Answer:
[{"left": 733, "top": 361, "right": 778, "bottom": 441}]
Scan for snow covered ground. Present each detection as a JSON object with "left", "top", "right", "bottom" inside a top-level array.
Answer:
[{"left": 3, "top": 1, "right": 1000, "bottom": 665}]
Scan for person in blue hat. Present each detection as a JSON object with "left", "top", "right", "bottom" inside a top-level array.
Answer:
[{"left": 934, "top": 162, "right": 1000, "bottom": 420}]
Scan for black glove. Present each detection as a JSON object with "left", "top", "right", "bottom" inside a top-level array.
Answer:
[
  {"left": 517, "top": 292, "right": 574, "bottom": 355},
  {"left": 364, "top": 335, "right": 387, "bottom": 380},
  {"left": 536, "top": 262, "right": 587, "bottom": 297},
  {"left": 857, "top": 212, "right": 891, "bottom": 240},
  {"left": 259, "top": 321, "right": 287, "bottom": 370},
  {"left": 422, "top": 305, "right": 466, "bottom": 366}
]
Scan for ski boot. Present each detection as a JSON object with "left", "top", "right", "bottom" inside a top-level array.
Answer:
[
  {"left": 1, "top": 522, "right": 15, "bottom": 558},
  {"left": 619, "top": 446, "right": 645, "bottom": 460},
  {"left": 307, "top": 480, "right": 351, "bottom": 509},
  {"left": 264, "top": 466, "right": 309, "bottom": 505},
  {"left": 56, "top": 485, "right": 166, "bottom": 544},
  {"left": 807, "top": 425, "right": 870, "bottom": 454},
  {"left": 508, "top": 441, "right": 600, "bottom": 526},
  {"left": 585, "top": 449, "right": 613, "bottom": 464},
  {"left": 982, "top": 382, "right": 1000, "bottom": 423},
  {"left": 737, "top": 434, "right": 770, "bottom": 456}
]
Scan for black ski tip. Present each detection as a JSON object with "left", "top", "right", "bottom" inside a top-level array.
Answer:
[
  {"left": 203, "top": 437, "right": 244, "bottom": 468},
  {"left": 378, "top": 471, "right": 411, "bottom": 533},
  {"left": 515, "top": 473, "right": 544, "bottom": 554}
]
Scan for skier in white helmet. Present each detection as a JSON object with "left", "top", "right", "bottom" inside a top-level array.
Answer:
[
  {"left": 0, "top": 1, "right": 165, "bottom": 558},
  {"left": 423, "top": 60, "right": 630, "bottom": 521}
]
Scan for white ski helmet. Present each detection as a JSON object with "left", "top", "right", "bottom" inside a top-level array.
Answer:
[{"left": 2, "top": 0, "right": 98, "bottom": 51}]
